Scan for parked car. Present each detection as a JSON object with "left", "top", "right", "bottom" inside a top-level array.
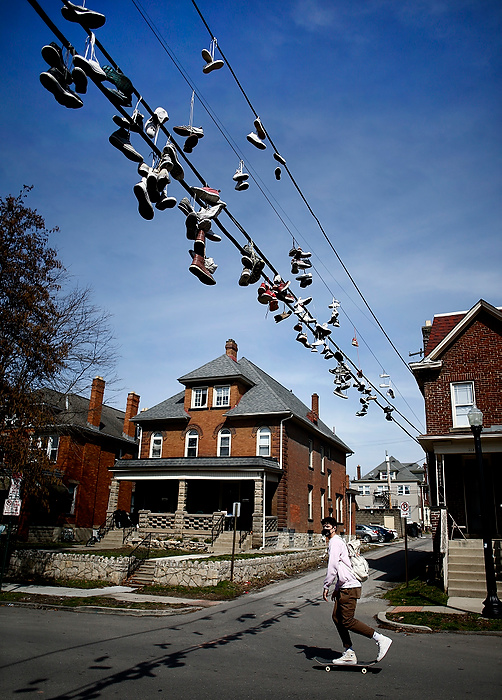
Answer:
[
  {"left": 368, "top": 524, "right": 394, "bottom": 542},
  {"left": 355, "top": 524, "right": 380, "bottom": 543}
]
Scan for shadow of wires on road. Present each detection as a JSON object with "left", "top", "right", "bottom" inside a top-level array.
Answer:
[{"left": 14, "top": 597, "right": 319, "bottom": 699}]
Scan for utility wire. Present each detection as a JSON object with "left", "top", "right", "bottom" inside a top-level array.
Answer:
[
  {"left": 28, "top": 0, "right": 422, "bottom": 443},
  {"left": 190, "top": 0, "right": 414, "bottom": 377}
]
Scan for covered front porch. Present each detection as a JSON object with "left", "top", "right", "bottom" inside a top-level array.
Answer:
[{"left": 108, "top": 456, "right": 282, "bottom": 549}]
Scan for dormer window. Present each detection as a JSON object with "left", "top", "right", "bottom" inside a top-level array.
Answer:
[
  {"left": 191, "top": 387, "right": 208, "bottom": 409},
  {"left": 213, "top": 385, "right": 230, "bottom": 408}
]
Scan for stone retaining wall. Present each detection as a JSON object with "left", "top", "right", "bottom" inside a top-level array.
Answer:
[{"left": 7, "top": 547, "right": 326, "bottom": 587}]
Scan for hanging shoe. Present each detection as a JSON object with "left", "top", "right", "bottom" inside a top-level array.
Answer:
[
  {"left": 185, "top": 212, "right": 199, "bottom": 240},
  {"left": 109, "top": 128, "right": 143, "bottom": 162},
  {"left": 41, "top": 42, "right": 66, "bottom": 69},
  {"left": 39, "top": 67, "right": 83, "bottom": 109},
  {"left": 133, "top": 179, "right": 154, "bottom": 220},
  {"left": 113, "top": 112, "right": 143, "bottom": 133},
  {"left": 102, "top": 86, "right": 132, "bottom": 107},
  {"left": 72, "top": 66, "right": 88, "bottom": 94},
  {"left": 193, "top": 230, "right": 206, "bottom": 257},
  {"left": 296, "top": 272, "right": 312, "bottom": 288},
  {"left": 178, "top": 197, "right": 195, "bottom": 217},
  {"left": 102, "top": 65, "right": 133, "bottom": 98},
  {"left": 146, "top": 170, "right": 161, "bottom": 203},
  {"left": 273, "top": 152, "right": 286, "bottom": 165},
  {"left": 235, "top": 181, "right": 249, "bottom": 191},
  {"left": 275, "top": 167, "right": 282, "bottom": 180},
  {"left": 161, "top": 144, "right": 184, "bottom": 181},
  {"left": 233, "top": 165, "right": 249, "bottom": 182},
  {"left": 328, "top": 298, "right": 341, "bottom": 309},
  {"left": 189, "top": 253, "right": 216, "bottom": 285},
  {"left": 239, "top": 267, "right": 252, "bottom": 287},
  {"left": 156, "top": 167, "right": 171, "bottom": 192},
  {"left": 253, "top": 117, "right": 266, "bottom": 140},
  {"left": 73, "top": 52, "right": 106, "bottom": 82},
  {"left": 203, "top": 56, "right": 224, "bottom": 73},
  {"left": 324, "top": 350, "right": 335, "bottom": 360},
  {"left": 293, "top": 321, "right": 303, "bottom": 332},
  {"left": 197, "top": 201, "right": 226, "bottom": 220},
  {"left": 296, "top": 332, "right": 311, "bottom": 348},
  {"left": 144, "top": 107, "right": 169, "bottom": 138},
  {"left": 192, "top": 186, "right": 221, "bottom": 204},
  {"left": 61, "top": 1, "right": 106, "bottom": 29},
  {"left": 274, "top": 309, "right": 292, "bottom": 323},
  {"left": 333, "top": 387, "right": 349, "bottom": 399},
  {"left": 173, "top": 125, "right": 204, "bottom": 138},
  {"left": 155, "top": 192, "right": 177, "bottom": 210},
  {"left": 247, "top": 132, "right": 266, "bottom": 150},
  {"left": 183, "top": 133, "right": 199, "bottom": 153}
]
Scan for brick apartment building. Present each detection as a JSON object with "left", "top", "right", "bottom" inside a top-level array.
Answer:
[
  {"left": 111, "top": 339, "right": 353, "bottom": 549},
  {"left": 15, "top": 377, "right": 139, "bottom": 541},
  {"left": 410, "top": 299, "right": 502, "bottom": 548}
]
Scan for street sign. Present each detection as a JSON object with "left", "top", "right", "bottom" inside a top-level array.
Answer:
[
  {"left": 3, "top": 498, "right": 21, "bottom": 516},
  {"left": 400, "top": 501, "right": 410, "bottom": 518}
]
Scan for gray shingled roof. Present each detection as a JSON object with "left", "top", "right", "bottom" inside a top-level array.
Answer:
[
  {"left": 133, "top": 354, "right": 351, "bottom": 453},
  {"left": 39, "top": 388, "right": 135, "bottom": 444},
  {"left": 358, "top": 456, "right": 424, "bottom": 482},
  {"left": 133, "top": 391, "right": 188, "bottom": 423}
]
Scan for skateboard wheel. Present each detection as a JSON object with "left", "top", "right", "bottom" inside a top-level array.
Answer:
[
  {"left": 361, "top": 668, "right": 367, "bottom": 674},
  {"left": 325, "top": 666, "right": 331, "bottom": 672}
]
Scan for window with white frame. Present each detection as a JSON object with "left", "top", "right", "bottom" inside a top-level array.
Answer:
[
  {"left": 358, "top": 484, "right": 370, "bottom": 496},
  {"left": 380, "top": 471, "right": 396, "bottom": 480},
  {"left": 320, "top": 446, "right": 325, "bottom": 473},
  {"left": 308, "top": 485, "right": 313, "bottom": 520},
  {"left": 218, "top": 428, "right": 231, "bottom": 456},
  {"left": 397, "top": 484, "right": 411, "bottom": 495},
  {"left": 376, "top": 484, "right": 387, "bottom": 493},
  {"left": 213, "top": 385, "right": 230, "bottom": 408},
  {"left": 451, "top": 381, "right": 475, "bottom": 427},
  {"left": 185, "top": 429, "right": 199, "bottom": 457},
  {"left": 257, "top": 427, "right": 271, "bottom": 457},
  {"left": 336, "top": 494, "right": 343, "bottom": 524},
  {"left": 47, "top": 435, "right": 59, "bottom": 462},
  {"left": 308, "top": 439, "right": 314, "bottom": 470},
  {"left": 191, "top": 386, "right": 208, "bottom": 408},
  {"left": 66, "top": 484, "right": 77, "bottom": 515},
  {"left": 327, "top": 470, "right": 332, "bottom": 500},
  {"left": 150, "top": 432, "right": 162, "bottom": 458},
  {"left": 320, "top": 488, "right": 325, "bottom": 520}
]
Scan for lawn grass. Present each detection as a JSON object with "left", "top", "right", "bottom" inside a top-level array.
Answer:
[
  {"left": 382, "top": 578, "right": 448, "bottom": 607},
  {"left": 387, "top": 611, "right": 502, "bottom": 632}
]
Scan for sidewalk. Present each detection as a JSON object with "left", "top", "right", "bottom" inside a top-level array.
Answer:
[{"left": 1, "top": 582, "right": 220, "bottom": 609}]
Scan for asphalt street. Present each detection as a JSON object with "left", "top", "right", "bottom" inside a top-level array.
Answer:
[{"left": 1, "top": 538, "right": 501, "bottom": 699}]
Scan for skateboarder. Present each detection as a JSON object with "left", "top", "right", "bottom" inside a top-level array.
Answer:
[{"left": 321, "top": 516, "right": 393, "bottom": 665}]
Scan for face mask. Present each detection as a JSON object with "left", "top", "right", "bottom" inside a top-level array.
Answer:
[{"left": 321, "top": 528, "right": 331, "bottom": 537}]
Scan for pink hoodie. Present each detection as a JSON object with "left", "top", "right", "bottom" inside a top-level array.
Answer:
[{"left": 323, "top": 534, "right": 361, "bottom": 591}]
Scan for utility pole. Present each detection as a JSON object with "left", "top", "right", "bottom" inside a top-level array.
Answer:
[{"left": 385, "top": 451, "right": 392, "bottom": 509}]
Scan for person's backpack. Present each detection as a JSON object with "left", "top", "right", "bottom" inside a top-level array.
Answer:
[{"left": 346, "top": 539, "right": 369, "bottom": 582}]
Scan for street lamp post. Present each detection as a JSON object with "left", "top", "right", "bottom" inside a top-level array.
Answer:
[{"left": 467, "top": 405, "right": 502, "bottom": 618}]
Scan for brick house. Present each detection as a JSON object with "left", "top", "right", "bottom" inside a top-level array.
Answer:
[
  {"left": 20, "top": 377, "right": 139, "bottom": 541},
  {"left": 110, "top": 340, "right": 353, "bottom": 549},
  {"left": 410, "top": 300, "right": 502, "bottom": 590}
]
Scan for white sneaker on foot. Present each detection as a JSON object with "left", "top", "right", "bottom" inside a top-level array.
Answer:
[
  {"left": 332, "top": 649, "right": 357, "bottom": 665},
  {"left": 376, "top": 635, "right": 392, "bottom": 661}
]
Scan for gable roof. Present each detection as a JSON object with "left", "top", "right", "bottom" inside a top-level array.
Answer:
[
  {"left": 39, "top": 388, "right": 135, "bottom": 444},
  {"left": 356, "top": 456, "right": 424, "bottom": 482},
  {"left": 133, "top": 354, "right": 352, "bottom": 453},
  {"left": 411, "top": 299, "right": 502, "bottom": 370}
]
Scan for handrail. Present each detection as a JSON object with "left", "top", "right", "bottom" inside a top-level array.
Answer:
[
  {"left": 211, "top": 514, "right": 225, "bottom": 545},
  {"left": 98, "top": 512, "right": 116, "bottom": 540},
  {"left": 126, "top": 532, "right": 153, "bottom": 580}
]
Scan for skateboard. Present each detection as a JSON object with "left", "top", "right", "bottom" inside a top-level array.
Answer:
[{"left": 313, "top": 657, "right": 382, "bottom": 674}]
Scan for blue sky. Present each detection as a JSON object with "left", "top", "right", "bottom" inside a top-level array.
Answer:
[{"left": 1, "top": 0, "right": 501, "bottom": 476}]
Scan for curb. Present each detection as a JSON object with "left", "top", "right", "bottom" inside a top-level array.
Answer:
[
  {"left": 377, "top": 610, "right": 432, "bottom": 632},
  {"left": 1, "top": 600, "right": 202, "bottom": 616}
]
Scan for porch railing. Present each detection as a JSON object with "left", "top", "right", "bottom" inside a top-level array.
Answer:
[{"left": 211, "top": 514, "right": 225, "bottom": 544}]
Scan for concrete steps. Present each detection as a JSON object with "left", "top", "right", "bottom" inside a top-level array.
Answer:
[
  {"left": 211, "top": 531, "right": 251, "bottom": 555},
  {"left": 447, "top": 540, "right": 498, "bottom": 598},
  {"left": 126, "top": 559, "right": 156, "bottom": 587},
  {"left": 95, "top": 529, "right": 124, "bottom": 549}
]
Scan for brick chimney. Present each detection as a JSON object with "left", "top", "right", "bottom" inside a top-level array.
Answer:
[
  {"left": 123, "top": 391, "right": 140, "bottom": 438},
  {"left": 357, "top": 465, "right": 361, "bottom": 480},
  {"left": 225, "top": 339, "right": 238, "bottom": 361},
  {"left": 422, "top": 319, "right": 432, "bottom": 353},
  {"left": 87, "top": 376, "right": 105, "bottom": 428},
  {"left": 307, "top": 393, "right": 319, "bottom": 424}
]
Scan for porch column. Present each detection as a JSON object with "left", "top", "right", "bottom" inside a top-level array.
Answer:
[
  {"left": 106, "top": 478, "right": 120, "bottom": 520},
  {"left": 252, "top": 475, "right": 264, "bottom": 548},
  {"left": 174, "top": 479, "right": 188, "bottom": 534}
]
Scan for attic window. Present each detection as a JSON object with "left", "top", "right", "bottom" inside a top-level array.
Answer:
[
  {"left": 191, "top": 387, "right": 208, "bottom": 409},
  {"left": 380, "top": 471, "right": 396, "bottom": 480},
  {"left": 213, "top": 385, "right": 230, "bottom": 408}
]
